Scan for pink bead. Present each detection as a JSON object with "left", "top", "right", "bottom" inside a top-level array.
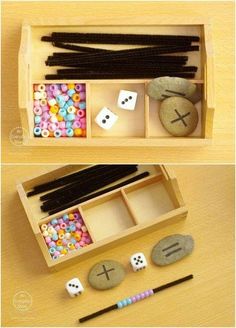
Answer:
[
  {"left": 75, "top": 84, "right": 85, "bottom": 92},
  {"left": 81, "top": 123, "right": 86, "bottom": 130},
  {"left": 58, "top": 218, "right": 63, "bottom": 224},
  {"left": 141, "top": 293, "right": 145, "bottom": 299},
  {"left": 53, "top": 89, "right": 61, "bottom": 97},
  {"left": 61, "top": 129, "right": 67, "bottom": 137},
  {"left": 34, "top": 85, "right": 39, "bottom": 91},
  {"left": 74, "top": 102, "right": 80, "bottom": 108},
  {"left": 42, "top": 112, "right": 50, "bottom": 121},
  {"left": 61, "top": 84, "right": 68, "bottom": 92},
  {"left": 136, "top": 294, "right": 141, "bottom": 301},
  {"left": 54, "top": 251, "right": 60, "bottom": 256},
  {"left": 81, "top": 236, "right": 87, "bottom": 242},
  {"left": 62, "top": 239, "right": 68, "bottom": 246},
  {"left": 48, "top": 123, "right": 57, "bottom": 131},
  {"left": 131, "top": 296, "right": 137, "bottom": 303},
  {"left": 34, "top": 100, "right": 40, "bottom": 106},
  {"left": 85, "top": 238, "right": 91, "bottom": 244},
  {"left": 40, "top": 121, "right": 48, "bottom": 129},
  {"left": 75, "top": 242, "right": 80, "bottom": 249},
  {"left": 73, "top": 213, "right": 79, "bottom": 220},
  {"left": 54, "top": 122, "right": 60, "bottom": 128},
  {"left": 144, "top": 290, "right": 150, "bottom": 297},
  {"left": 78, "top": 218, "right": 83, "bottom": 224},
  {"left": 77, "top": 109, "right": 86, "bottom": 118},
  {"left": 79, "top": 91, "right": 86, "bottom": 100},
  {"left": 49, "top": 241, "right": 56, "bottom": 247},
  {"left": 79, "top": 117, "right": 86, "bottom": 124},
  {"left": 79, "top": 241, "right": 85, "bottom": 247},
  {"left": 45, "top": 237, "right": 51, "bottom": 244},
  {"left": 59, "top": 121, "right": 66, "bottom": 129},
  {"left": 64, "top": 95, "right": 69, "bottom": 101},
  {"left": 72, "top": 121, "right": 81, "bottom": 129},
  {"left": 42, "top": 106, "right": 49, "bottom": 112},
  {"left": 55, "top": 225, "right": 60, "bottom": 231},
  {"left": 76, "top": 230, "right": 82, "bottom": 236},
  {"left": 60, "top": 223, "right": 66, "bottom": 229},
  {"left": 34, "top": 107, "right": 42, "bottom": 115},
  {"left": 82, "top": 232, "right": 89, "bottom": 237}
]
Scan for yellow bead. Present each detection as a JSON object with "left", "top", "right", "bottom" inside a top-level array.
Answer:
[
  {"left": 74, "top": 128, "right": 83, "bottom": 137},
  {"left": 61, "top": 249, "right": 68, "bottom": 255},
  {"left": 56, "top": 240, "right": 62, "bottom": 246},
  {"left": 56, "top": 115, "right": 64, "bottom": 122},
  {"left": 72, "top": 93, "right": 80, "bottom": 102},
  {"left": 69, "top": 214, "right": 74, "bottom": 221},
  {"left": 50, "top": 105, "right": 59, "bottom": 114},
  {"left": 68, "top": 83, "right": 75, "bottom": 89},
  {"left": 75, "top": 234, "right": 81, "bottom": 242}
]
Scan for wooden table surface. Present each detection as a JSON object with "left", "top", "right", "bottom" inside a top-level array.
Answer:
[
  {"left": 2, "top": 165, "right": 235, "bottom": 327},
  {"left": 1, "top": 1, "right": 235, "bottom": 164}
]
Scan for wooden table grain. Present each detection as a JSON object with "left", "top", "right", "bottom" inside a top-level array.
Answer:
[
  {"left": 1, "top": 1, "right": 235, "bottom": 163},
  {"left": 2, "top": 165, "right": 235, "bottom": 327}
]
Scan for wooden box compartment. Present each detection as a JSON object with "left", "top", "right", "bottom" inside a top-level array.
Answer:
[
  {"left": 17, "top": 164, "right": 188, "bottom": 271},
  {"left": 18, "top": 17, "right": 214, "bottom": 147}
]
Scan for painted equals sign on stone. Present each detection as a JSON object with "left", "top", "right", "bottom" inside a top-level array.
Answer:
[{"left": 162, "top": 242, "right": 182, "bottom": 257}]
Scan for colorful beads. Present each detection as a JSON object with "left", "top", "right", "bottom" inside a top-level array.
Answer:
[
  {"left": 117, "top": 289, "right": 154, "bottom": 308},
  {"left": 33, "top": 83, "right": 86, "bottom": 138},
  {"left": 41, "top": 210, "right": 92, "bottom": 260}
]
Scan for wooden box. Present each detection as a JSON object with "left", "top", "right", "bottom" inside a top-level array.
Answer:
[
  {"left": 17, "top": 165, "right": 188, "bottom": 271},
  {"left": 18, "top": 17, "right": 214, "bottom": 147}
]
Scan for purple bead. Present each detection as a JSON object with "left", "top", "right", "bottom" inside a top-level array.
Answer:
[
  {"left": 75, "top": 84, "right": 85, "bottom": 92},
  {"left": 61, "top": 84, "right": 68, "bottom": 92},
  {"left": 149, "top": 289, "right": 154, "bottom": 296},
  {"left": 49, "top": 241, "right": 56, "bottom": 247},
  {"left": 145, "top": 290, "right": 150, "bottom": 297},
  {"left": 79, "top": 91, "right": 86, "bottom": 101},
  {"left": 136, "top": 294, "right": 141, "bottom": 301},
  {"left": 141, "top": 292, "right": 145, "bottom": 299}
]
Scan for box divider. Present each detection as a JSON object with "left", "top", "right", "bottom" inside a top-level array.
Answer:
[
  {"left": 120, "top": 189, "right": 139, "bottom": 225},
  {"left": 144, "top": 82, "right": 150, "bottom": 138}
]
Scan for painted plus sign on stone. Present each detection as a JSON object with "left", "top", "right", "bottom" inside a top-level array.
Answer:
[
  {"left": 96, "top": 265, "right": 115, "bottom": 281},
  {"left": 88, "top": 260, "right": 126, "bottom": 290}
]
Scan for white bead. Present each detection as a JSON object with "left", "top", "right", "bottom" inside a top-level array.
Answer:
[
  {"left": 34, "top": 91, "right": 42, "bottom": 100},
  {"left": 48, "top": 98, "right": 57, "bottom": 106},
  {"left": 42, "top": 230, "right": 49, "bottom": 237},
  {"left": 65, "top": 232, "right": 71, "bottom": 239},
  {"left": 67, "top": 106, "right": 76, "bottom": 114}
]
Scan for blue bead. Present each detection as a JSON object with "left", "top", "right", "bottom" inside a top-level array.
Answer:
[
  {"left": 127, "top": 298, "right": 132, "bottom": 305},
  {"left": 66, "top": 113, "right": 75, "bottom": 121},
  {"left": 51, "top": 218, "right": 58, "bottom": 225},
  {"left": 66, "top": 128, "right": 74, "bottom": 137},
  {"left": 34, "top": 115, "right": 41, "bottom": 124},
  {"left": 70, "top": 224, "right": 76, "bottom": 232},
  {"left": 56, "top": 95, "right": 64, "bottom": 102},
  {"left": 52, "top": 254, "right": 59, "bottom": 260},
  {"left": 49, "top": 247, "right": 56, "bottom": 254},
  {"left": 122, "top": 299, "right": 127, "bottom": 307},
  {"left": 67, "top": 89, "right": 75, "bottom": 97},
  {"left": 56, "top": 246, "right": 63, "bottom": 251},
  {"left": 34, "top": 127, "right": 41, "bottom": 136},
  {"left": 63, "top": 214, "right": 69, "bottom": 221},
  {"left": 67, "top": 99, "right": 74, "bottom": 106},
  {"left": 59, "top": 108, "right": 67, "bottom": 117},
  {"left": 70, "top": 238, "right": 76, "bottom": 244},
  {"left": 52, "top": 234, "right": 58, "bottom": 241},
  {"left": 63, "top": 103, "right": 69, "bottom": 110},
  {"left": 66, "top": 121, "right": 72, "bottom": 128},
  {"left": 65, "top": 226, "right": 71, "bottom": 233},
  {"left": 58, "top": 100, "right": 66, "bottom": 108},
  {"left": 117, "top": 302, "right": 123, "bottom": 309},
  {"left": 79, "top": 102, "right": 86, "bottom": 110}
]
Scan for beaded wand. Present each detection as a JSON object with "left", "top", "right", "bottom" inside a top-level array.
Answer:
[{"left": 79, "top": 274, "right": 193, "bottom": 323}]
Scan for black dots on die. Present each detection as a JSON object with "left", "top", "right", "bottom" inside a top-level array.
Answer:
[
  {"left": 105, "top": 115, "right": 110, "bottom": 119},
  {"left": 102, "top": 119, "right": 106, "bottom": 124},
  {"left": 125, "top": 98, "right": 128, "bottom": 102},
  {"left": 122, "top": 101, "right": 125, "bottom": 105},
  {"left": 69, "top": 284, "right": 71, "bottom": 286},
  {"left": 129, "top": 96, "right": 132, "bottom": 99},
  {"left": 76, "top": 285, "right": 79, "bottom": 288}
]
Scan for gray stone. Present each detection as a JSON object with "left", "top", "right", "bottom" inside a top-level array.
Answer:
[
  {"left": 159, "top": 97, "right": 198, "bottom": 136},
  {"left": 88, "top": 260, "right": 126, "bottom": 290},
  {"left": 151, "top": 234, "right": 194, "bottom": 266},
  {"left": 147, "top": 76, "right": 198, "bottom": 102}
]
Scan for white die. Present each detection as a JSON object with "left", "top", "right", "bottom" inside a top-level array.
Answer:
[
  {"left": 95, "top": 107, "right": 118, "bottom": 130},
  {"left": 117, "top": 90, "right": 138, "bottom": 110},
  {"left": 130, "top": 252, "right": 147, "bottom": 272},
  {"left": 66, "top": 278, "right": 84, "bottom": 297}
]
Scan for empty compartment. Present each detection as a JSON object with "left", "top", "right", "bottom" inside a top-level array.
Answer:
[
  {"left": 148, "top": 84, "right": 203, "bottom": 138},
  {"left": 81, "top": 191, "right": 136, "bottom": 241},
  {"left": 90, "top": 82, "right": 145, "bottom": 138},
  {"left": 124, "top": 177, "right": 176, "bottom": 223},
  {"left": 39, "top": 208, "right": 93, "bottom": 261}
]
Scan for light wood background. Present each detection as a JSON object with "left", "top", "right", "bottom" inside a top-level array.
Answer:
[
  {"left": 1, "top": 1, "right": 235, "bottom": 163},
  {"left": 2, "top": 165, "right": 235, "bottom": 327}
]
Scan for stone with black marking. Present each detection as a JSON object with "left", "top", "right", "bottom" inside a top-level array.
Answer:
[
  {"left": 159, "top": 97, "right": 198, "bottom": 136},
  {"left": 147, "top": 76, "right": 198, "bottom": 102},
  {"left": 151, "top": 234, "right": 194, "bottom": 266},
  {"left": 88, "top": 260, "right": 126, "bottom": 290}
]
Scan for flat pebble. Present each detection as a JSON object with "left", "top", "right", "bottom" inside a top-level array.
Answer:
[
  {"left": 147, "top": 76, "right": 197, "bottom": 102},
  {"left": 151, "top": 234, "right": 194, "bottom": 266},
  {"left": 88, "top": 260, "right": 125, "bottom": 290},
  {"left": 159, "top": 97, "right": 198, "bottom": 136}
]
